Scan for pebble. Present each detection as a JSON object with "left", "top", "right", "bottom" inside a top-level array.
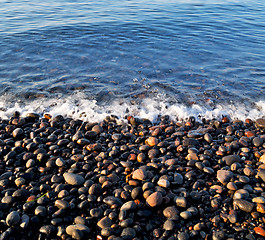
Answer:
[
  {"left": 39, "top": 225, "right": 56, "bottom": 235},
  {"left": 256, "top": 118, "right": 265, "bottom": 128},
  {"left": 146, "top": 192, "right": 163, "bottom": 207},
  {"left": 157, "top": 179, "right": 170, "bottom": 188},
  {"left": 254, "top": 226, "right": 265, "bottom": 237},
  {"left": 97, "top": 216, "right": 112, "bottom": 229},
  {"left": 217, "top": 170, "right": 233, "bottom": 185},
  {"left": 121, "top": 227, "right": 136, "bottom": 240},
  {"left": 163, "top": 206, "right": 179, "bottom": 220},
  {"left": 175, "top": 196, "right": 187, "bottom": 208},
  {"left": 1, "top": 113, "right": 265, "bottom": 240},
  {"left": 6, "top": 211, "right": 20, "bottom": 227},
  {"left": 66, "top": 224, "right": 90, "bottom": 239},
  {"left": 180, "top": 211, "right": 192, "bottom": 219},
  {"left": 222, "top": 155, "right": 241, "bottom": 166},
  {"left": 163, "top": 219, "right": 175, "bottom": 230},
  {"left": 120, "top": 201, "right": 137, "bottom": 211},
  {"left": 132, "top": 169, "right": 148, "bottom": 181},
  {"left": 63, "top": 173, "right": 85, "bottom": 186},
  {"left": 233, "top": 199, "right": 254, "bottom": 212}
]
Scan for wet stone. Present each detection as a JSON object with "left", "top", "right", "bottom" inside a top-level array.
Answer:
[
  {"left": 256, "top": 118, "right": 265, "bottom": 128},
  {"left": 90, "top": 207, "right": 103, "bottom": 218}
]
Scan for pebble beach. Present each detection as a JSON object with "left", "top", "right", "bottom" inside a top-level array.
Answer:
[{"left": 1, "top": 112, "right": 265, "bottom": 240}]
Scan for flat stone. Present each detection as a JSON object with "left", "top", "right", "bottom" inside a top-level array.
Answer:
[
  {"left": 217, "top": 170, "right": 233, "bottom": 185},
  {"left": 222, "top": 155, "right": 241, "bottom": 166},
  {"left": 6, "top": 211, "right": 20, "bottom": 227},
  {"left": 63, "top": 173, "right": 85, "bottom": 186}
]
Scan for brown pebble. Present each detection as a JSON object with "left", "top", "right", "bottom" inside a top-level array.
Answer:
[
  {"left": 146, "top": 192, "right": 163, "bottom": 207},
  {"left": 145, "top": 137, "right": 158, "bottom": 147}
]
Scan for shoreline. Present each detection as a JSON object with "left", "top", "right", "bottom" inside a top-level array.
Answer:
[{"left": 0, "top": 112, "right": 265, "bottom": 239}]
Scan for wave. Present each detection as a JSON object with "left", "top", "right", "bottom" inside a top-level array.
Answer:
[{"left": 0, "top": 92, "right": 264, "bottom": 122}]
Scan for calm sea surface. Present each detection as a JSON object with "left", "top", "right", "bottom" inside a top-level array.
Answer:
[{"left": 0, "top": 0, "right": 265, "bottom": 120}]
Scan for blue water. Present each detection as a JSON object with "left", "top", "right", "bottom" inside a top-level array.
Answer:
[{"left": 0, "top": 0, "right": 265, "bottom": 120}]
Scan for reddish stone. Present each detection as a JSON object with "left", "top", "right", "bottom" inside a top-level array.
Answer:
[{"left": 254, "top": 227, "right": 265, "bottom": 237}]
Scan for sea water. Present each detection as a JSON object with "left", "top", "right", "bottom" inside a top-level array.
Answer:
[{"left": 0, "top": 0, "right": 265, "bottom": 122}]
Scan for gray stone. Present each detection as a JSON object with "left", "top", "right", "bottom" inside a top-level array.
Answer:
[
  {"left": 258, "top": 169, "right": 265, "bottom": 183},
  {"left": 217, "top": 170, "right": 233, "bottom": 185},
  {"left": 97, "top": 216, "right": 112, "bottom": 229},
  {"left": 175, "top": 196, "right": 187, "bottom": 208},
  {"left": 121, "top": 227, "right": 136, "bottom": 240},
  {"left": 222, "top": 155, "right": 240, "bottom": 166},
  {"left": 66, "top": 224, "right": 90, "bottom": 239},
  {"left": 163, "top": 219, "right": 175, "bottom": 231},
  {"left": 180, "top": 211, "right": 192, "bottom": 219},
  {"left": 39, "top": 225, "right": 56, "bottom": 235},
  {"left": 63, "top": 173, "right": 85, "bottom": 186},
  {"left": 20, "top": 214, "right": 30, "bottom": 229},
  {"left": 120, "top": 201, "right": 137, "bottom": 211},
  {"left": 163, "top": 206, "right": 179, "bottom": 220},
  {"left": 178, "top": 232, "right": 190, "bottom": 240},
  {"left": 6, "top": 211, "right": 20, "bottom": 227},
  {"left": 256, "top": 118, "right": 265, "bottom": 128},
  {"left": 55, "top": 199, "right": 70, "bottom": 209},
  {"left": 234, "top": 199, "right": 254, "bottom": 212}
]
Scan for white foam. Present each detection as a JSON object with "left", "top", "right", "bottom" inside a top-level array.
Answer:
[{"left": 0, "top": 92, "right": 265, "bottom": 122}]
